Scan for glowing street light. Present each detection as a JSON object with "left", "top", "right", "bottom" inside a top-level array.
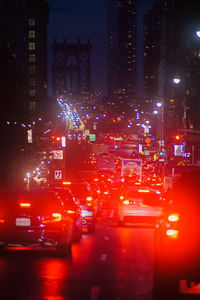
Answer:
[
  {"left": 195, "top": 31, "right": 200, "bottom": 39},
  {"left": 173, "top": 78, "right": 181, "bottom": 84},
  {"left": 156, "top": 102, "right": 162, "bottom": 108}
]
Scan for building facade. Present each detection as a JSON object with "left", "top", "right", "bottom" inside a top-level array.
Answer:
[
  {"left": 51, "top": 39, "right": 92, "bottom": 101},
  {"left": 144, "top": 0, "right": 200, "bottom": 162},
  {"left": 107, "top": 0, "right": 137, "bottom": 108},
  {"left": 0, "top": 0, "right": 50, "bottom": 121}
]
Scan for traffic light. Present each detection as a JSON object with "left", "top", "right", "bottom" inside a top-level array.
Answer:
[{"left": 175, "top": 135, "right": 180, "bottom": 141}]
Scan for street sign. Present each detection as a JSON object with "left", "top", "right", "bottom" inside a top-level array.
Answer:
[
  {"left": 177, "top": 161, "right": 185, "bottom": 166},
  {"left": 54, "top": 170, "right": 62, "bottom": 180},
  {"left": 174, "top": 145, "right": 183, "bottom": 156},
  {"left": 89, "top": 134, "right": 96, "bottom": 141},
  {"left": 52, "top": 150, "right": 63, "bottom": 160}
]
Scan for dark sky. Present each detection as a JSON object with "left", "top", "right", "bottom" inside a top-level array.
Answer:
[{"left": 46, "top": 0, "right": 155, "bottom": 97}]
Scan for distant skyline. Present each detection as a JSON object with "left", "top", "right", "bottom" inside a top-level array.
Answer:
[{"left": 46, "top": 0, "right": 155, "bottom": 97}]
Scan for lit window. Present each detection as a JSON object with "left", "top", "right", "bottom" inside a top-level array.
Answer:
[
  {"left": 29, "top": 78, "right": 36, "bottom": 86},
  {"left": 28, "top": 30, "right": 35, "bottom": 38},
  {"left": 29, "top": 89, "right": 36, "bottom": 96},
  {"left": 29, "top": 42, "right": 35, "bottom": 50},
  {"left": 29, "top": 54, "right": 35, "bottom": 62},
  {"left": 28, "top": 19, "right": 35, "bottom": 26},
  {"left": 29, "top": 101, "right": 36, "bottom": 110},
  {"left": 29, "top": 66, "right": 36, "bottom": 74}
]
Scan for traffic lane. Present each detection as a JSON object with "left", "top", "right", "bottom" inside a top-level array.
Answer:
[
  {"left": 0, "top": 223, "right": 198, "bottom": 300},
  {"left": 0, "top": 223, "right": 154, "bottom": 300}
]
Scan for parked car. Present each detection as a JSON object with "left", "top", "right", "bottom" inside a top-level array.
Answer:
[
  {"left": 153, "top": 171, "right": 200, "bottom": 298},
  {"left": 0, "top": 189, "right": 74, "bottom": 256}
]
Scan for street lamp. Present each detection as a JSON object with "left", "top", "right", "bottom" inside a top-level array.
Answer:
[{"left": 195, "top": 31, "right": 200, "bottom": 39}]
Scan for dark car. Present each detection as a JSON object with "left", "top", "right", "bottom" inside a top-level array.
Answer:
[
  {"left": 153, "top": 170, "right": 200, "bottom": 298},
  {"left": 0, "top": 189, "right": 74, "bottom": 256},
  {"left": 67, "top": 181, "right": 96, "bottom": 233},
  {"left": 47, "top": 187, "right": 82, "bottom": 242}
]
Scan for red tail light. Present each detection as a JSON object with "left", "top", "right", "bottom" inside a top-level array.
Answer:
[
  {"left": 62, "top": 181, "right": 71, "bottom": 185},
  {"left": 42, "top": 213, "right": 62, "bottom": 224},
  {"left": 138, "top": 189, "right": 149, "bottom": 193},
  {"left": 20, "top": 203, "right": 31, "bottom": 208},
  {"left": 86, "top": 196, "right": 92, "bottom": 201},
  {"left": 168, "top": 213, "right": 179, "bottom": 222},
  {"left": 122, "top": 200, "right": 130, "bottom": 205},
  {"left": 0, "top": 218, "right": 5, "bottom": 224},
  {"left": 67, "top": 210, "right": 75, "bottom": 214},
  {"left": 166, "top": 229, "right": 179, "bottom": 239}
]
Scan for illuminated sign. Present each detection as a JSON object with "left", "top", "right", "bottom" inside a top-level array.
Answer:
[{"left": 27, "top": 129, "right": 33, "bottom": 143}]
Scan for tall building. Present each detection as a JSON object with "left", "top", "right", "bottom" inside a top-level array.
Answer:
[
  {"left": 107, "top": 0, "right": 137, "bottom": 108},
  {"left": 0, "top": 0, "right": 50, "bottom": 121},
  {"left": 144, "top": 0, "right": 200, "bottom": 161},
  {"left": 52, "top": 39, "right": 92, "bottom": 101}
]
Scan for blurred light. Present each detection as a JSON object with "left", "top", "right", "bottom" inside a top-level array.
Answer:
[
  {"left": 173, "top": 78, "right": 181, "bottom": 84},
  {"left": 166, "top": 229, "right": 179, "bottom": 238},
  {"left": 123, "top": 200, "right": 130, "bottom": 205},
  {"left": 156, "top": 102, "right": 162, "bottom": 107},
  {"left": 63, "top": 181, "right": 71, "bottom": 185},
  {"left": 138, "top": 189, "right": 149, "bottom": 193},
  {"left": 196, "top": 31, "right": 200, "bottom": 38},
  {"left": 20, "top": 203, "right": 31, "bottom": 208},
  {"left": 153, "top": 110, "right": 158, "bottom": 115},
  {"left": 168, "top": 213, "right": 179, "bottom": 222}
]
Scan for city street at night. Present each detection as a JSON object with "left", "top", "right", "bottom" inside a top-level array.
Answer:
[{"left": 0, "top": 214, "right": 199, "bottom": 300}]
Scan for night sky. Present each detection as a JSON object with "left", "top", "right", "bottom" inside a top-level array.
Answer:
[{"left": 46, "top": 0, "right": 155, "bottom": 97}]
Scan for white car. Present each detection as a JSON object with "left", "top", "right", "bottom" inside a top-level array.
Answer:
[{"left": 117, "top": 184, "right": 164, "bottom": 226}]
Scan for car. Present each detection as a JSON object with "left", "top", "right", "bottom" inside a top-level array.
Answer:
[
  {"left": 88, "top": 181, "right": 103, "bottom": 217},
  {"left": 116, "top": 183, "right": 164, "bottom": 226},
  {"left": 153, "top": 170, "right": 200, "bottom": 298},
  {"left": 0, "top": 189, "right": 75, "bottom": 256},
  {"left": 65, "top": 180, "right": 96, "bottom": 233},
  {"left": 47, "top": 187, "right": 82, "bottom": 242}
]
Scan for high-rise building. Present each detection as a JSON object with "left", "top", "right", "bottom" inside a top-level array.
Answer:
[
  {"left": 107, "top": 0, "right": 137, "bottom": 108},
  {"left": 144, "top": 0, "right": 200, "bottom": 161},
  {"left": 0, "top": 0, "right": 50, "bottom": 121}
]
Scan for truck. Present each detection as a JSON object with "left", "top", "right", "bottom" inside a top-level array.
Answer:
[
  {"left": 121, "top": 159, "right": 142, "bottom": 181},
  {"left": 96, "top": 153, "right": 116, "bottom": 174}
]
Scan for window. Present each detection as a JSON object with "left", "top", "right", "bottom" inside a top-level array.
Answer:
[
  {"left": 28, "top": 30, "right": 35, "bottom": 39},
  {"left": 29, "top": 78, "right": 36, "bottom": 86},
  {"left": 28, "top": 19, "right": 35, "bottom": 26},
  {"left": 29, "top": 101, "right": 36, "bottom": 110},
  {"left": 29, "top": 90, "right": 36, "bottom": 96},
  {"left": 29, "top": 66, "right": 36, "bottom": 74},
  {"left": 29, "top": 42, "right": 35, "bottom": 50},
  {"left": 29, "top": 54, "right": 35, "bottom": 62}
]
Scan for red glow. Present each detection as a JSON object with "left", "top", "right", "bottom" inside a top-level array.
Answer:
[
  {"left": 166, "top": 229, "right": 179, "bottom": 238},
  {"left": 138, "top": 189, "right": 150, "bottom": 193},
  {"left": 67, "top": 210, "right": 75, "bottom": 214},
  {"left": 123, "top": 200, "right": 130, "bottom": 205},
  {"left": 168, "top": 213, "right": 179, "bottom": 222},
  {"left": 86, "top": 196, "right": 92, "bottom": 201},
  {"left": 20, "top": 203, "right": 31, "bottom": 208}
]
